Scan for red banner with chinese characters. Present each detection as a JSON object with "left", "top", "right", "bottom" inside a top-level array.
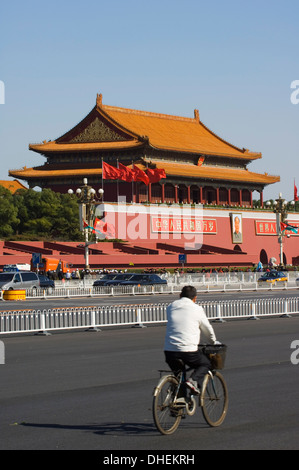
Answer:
[
  {"left": 255, "top": 220, "right": 299, "bottom": 236},
  {"left": 255, "top": 220, "right": 277, "bottom": 235},
  {"left": 151, "top": 217, "right": 217, "bottom": 233}
]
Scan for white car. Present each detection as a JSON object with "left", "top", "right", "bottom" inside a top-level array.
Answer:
[{"left": 0, "top": 271, "right": 40, "bottom": 291}]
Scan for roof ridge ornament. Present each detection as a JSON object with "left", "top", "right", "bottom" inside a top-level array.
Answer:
[
  {"left": 194, "top": 109, "right": 200, "bottom": 121},
  {"left": 97, "top": 93, "right": 103, "bottom": 108}
]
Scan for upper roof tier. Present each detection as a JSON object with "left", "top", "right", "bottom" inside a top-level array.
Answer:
[{"left": 29, "top": 93, "right": 262, "bottom": 160}]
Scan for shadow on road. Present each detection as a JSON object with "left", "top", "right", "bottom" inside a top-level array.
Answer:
[{"left": 20, "top": 420, "right": 157, "bottom": 436}]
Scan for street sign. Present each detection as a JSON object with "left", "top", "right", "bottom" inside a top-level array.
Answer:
[
  {"left": 178, "top": 254, "right": 186, "bottom": 264},
  {"left": 32, "top": 253, "right": 42, "bottom": 267}
]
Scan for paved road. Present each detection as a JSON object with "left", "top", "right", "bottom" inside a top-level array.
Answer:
[
  {"left": 0, "top": 315, "right": 298, "bottom": 451},
  {"left": 1, "top": 288, "right": 299, "bottom": 312}
]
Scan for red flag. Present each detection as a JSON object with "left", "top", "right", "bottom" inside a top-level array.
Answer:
[
  {"left": 94, "top": 217, "right": 115, "bottom": 239},
  {"left": 102, "top": 161, "right": 121, "bottom": 180},
  {"left": 146, "top": 168, "right": 166, "bottom": 183},
  {"left": 294, "top": 181, "right": 298, "bottom": 201},
  {"left": 133, "top": 164, "right": 149, "bottom": 185},
  {"left": 118, "top": 162, "right": 135, "bottom": 182}
]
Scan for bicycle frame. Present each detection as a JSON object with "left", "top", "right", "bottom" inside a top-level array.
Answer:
[
  {"left": 154, "top": 368, "right": 196, "bottom": 411},
  {"left": 153, "top": 367, "right": 228, "bottom": 434}
]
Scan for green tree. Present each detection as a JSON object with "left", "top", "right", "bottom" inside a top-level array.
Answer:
[
  {"left": 11, "top": 188, "right": 84, "bottom": 240},
  {"left": 0, "top": 186, "right": 19, "bottom": 237},
  {"left": 51, "top": 193, "right": 83, "bottom": 240}
]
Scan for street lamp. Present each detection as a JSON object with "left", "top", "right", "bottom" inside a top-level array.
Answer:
[
  {"left": 68, "top": 178, "right": 104, "bottom": 269},
  {"left": 270, "top": 193, "right": 294, "bottom": 267}
]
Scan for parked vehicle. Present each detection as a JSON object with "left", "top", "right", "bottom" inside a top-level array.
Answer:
[
  {"left": 31, "top": 256, "right": 72, "bottom": 274},
  {"left": 3, "top": 263, "right": 31, "bottom": 272},
  {"left": 38, "top": 274, "right": 55, "bottom": 292},
  {"left": 118, "top": 273, "right": 167, "bottom": 286},
  {"left": 93, "top": 273, "right": 123, "bottom": 286},
  {"left": 0, "top": 271, "right": 40, "bottom": 291},
  {"left": 93, "top": 273, "right": 167, "bottom": 287},
  {"left": 258, "top": 271, "right": 288, "bottom": 284}
]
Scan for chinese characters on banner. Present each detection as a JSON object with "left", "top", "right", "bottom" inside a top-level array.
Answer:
[
  {"left": 255, "top": 220, "right": 299, "bottom": 235},
  {"left": 151, "top": 217, "right": 217, "bottom": 233}
]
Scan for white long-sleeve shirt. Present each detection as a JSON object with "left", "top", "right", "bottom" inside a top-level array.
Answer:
[{"left": 164, "top": 297, "right": 217, "bottom": 352}]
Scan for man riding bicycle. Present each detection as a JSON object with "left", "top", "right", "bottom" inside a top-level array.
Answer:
[{"left": 164, "top": 285, "right": 219, "bottom": 395}]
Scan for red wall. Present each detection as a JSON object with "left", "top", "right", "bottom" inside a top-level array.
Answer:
[
  {"left": 97, "top": 204, "right": 299, "bottom": 266},
  {"left": 1, "top": 205, "right": 299, "bottom": 269}
]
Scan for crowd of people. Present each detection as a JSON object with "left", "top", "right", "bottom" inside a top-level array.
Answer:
[
  {"left": 45, "top": 267, "right": 130, "bottom": 281},
  {"left": 42, "top": 261, "right": 297, "bottom": 282}
]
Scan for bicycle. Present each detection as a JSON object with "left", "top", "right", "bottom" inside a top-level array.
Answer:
[{"left": 152, "top": 344, "right": 228, "bottom": 435}]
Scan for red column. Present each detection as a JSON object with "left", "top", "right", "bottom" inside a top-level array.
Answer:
[
  {"left": 175, "top": 185, "right": 178, "bottom": 203},
  {"left": 187, "top": 186, "right": 191, "bottom": 204},
  {"left": 161, "top": 184, "right": 165, "bottom": 203},
  {"left": 260, "top": 191, "right": 263, "bottom": 208},
  {"left": 200, "top": 186, "right": 203, "bottom": 203},
  {"left": 132, "top": 182, "right": 136, "bottom": 203}
]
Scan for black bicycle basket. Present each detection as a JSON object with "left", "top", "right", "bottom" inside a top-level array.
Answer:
[{"left": 204, "top": 344, "right": 227, "bottom": 370}]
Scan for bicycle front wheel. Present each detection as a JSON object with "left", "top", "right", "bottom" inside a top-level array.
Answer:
[
  {"left": 200, "top": 371, "right": 228, "bottom": 427},
  {"left": 152, "top": 375, "right": 182, "bottom": 435}
]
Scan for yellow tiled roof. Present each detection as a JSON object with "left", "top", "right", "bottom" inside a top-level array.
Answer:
[
  {"left": 102, "top": 104, "right": 261, "bottom": 159},
  {"left": 29, "top": 140, "right": 143, "bottom": 153},
  {"left": 29, "top": 94, "right": 262, "bottom": 160},
  {"left": 0, "top": 179, "right": 28, "bottom": 193},
  {"left": 146, "top": 161, "right": 279, "bottom": 185}
]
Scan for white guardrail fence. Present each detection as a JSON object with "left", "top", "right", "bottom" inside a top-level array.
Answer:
[
  {"left": 0, "top": 297, "right": 299, "bottom": 336},
  {"left": 1, "top": 271, "right": 299, "bottom": 301},
  {"left": 0, "top": 272, "right": 298, "bottom": 335}
]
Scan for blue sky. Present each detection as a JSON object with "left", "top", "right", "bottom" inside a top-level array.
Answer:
[{"left": 1, "top": 0, "right": 298, "bottom": 201}]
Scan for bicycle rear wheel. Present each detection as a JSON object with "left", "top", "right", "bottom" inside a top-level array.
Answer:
[
  {"left": 200, "top": 371, "right": 228, "bottom": 427},
  {"left": 153, "top": 375, "right": 182, "bottom": 435}
]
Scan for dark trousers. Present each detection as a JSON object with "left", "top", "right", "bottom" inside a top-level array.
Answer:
[{"left": 164, "top": 349, "right": 211, "bottom": 389}]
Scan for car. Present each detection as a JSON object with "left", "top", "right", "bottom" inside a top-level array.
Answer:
[
  {"left": 258, "top": 271, "right": 288, "bottom": 284},
  {"left": 93, "top": 273, "right": 126, "bottom": 287},
  {"left": 93, "top": 273, "right": 167, "bottom": 287},
  {"left": 0, "top": 271, "right": 40, "bottom": 291},
  {"left": 116, "top": 273, "right": 167, "bottom": 286},
  {"left": 38, "top": 274, "right": 55, "bottom": 291}
]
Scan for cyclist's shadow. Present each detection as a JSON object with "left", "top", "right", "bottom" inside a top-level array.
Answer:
[{"left": 21, "top": 421, "right": 157, "bottom": 436}]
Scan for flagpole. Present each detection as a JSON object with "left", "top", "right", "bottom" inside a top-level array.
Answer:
[
  {"left": 132, "top": 160, "right": 134, "bottom": 203},
  {"left": 117, "top": 158, "right": 119, "bottom": 202},
  {"left": 101, "top": 157, "right": 104, "bottom": 202},
  {"left": 146, "top": 161, "right": 149, "bottom": 203}
]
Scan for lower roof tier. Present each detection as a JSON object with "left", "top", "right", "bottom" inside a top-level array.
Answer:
[{"left": 9, "top": 161, "right": 280, "bottom": 187}]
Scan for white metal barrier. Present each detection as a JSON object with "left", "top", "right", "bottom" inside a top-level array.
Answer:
[
  {"left": 0, "top": 279, "right": 296, "bottom": 301},
  {"left": 0, "top": 297, "right": 298, "bottom": 335},
  {"left": 0, "top": 271, "right": 297, "bottom": 301}
]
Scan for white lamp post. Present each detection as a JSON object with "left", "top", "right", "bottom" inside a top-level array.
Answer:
[{"left": 68, "top": 180, "right": 104, "bottom": 269}]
